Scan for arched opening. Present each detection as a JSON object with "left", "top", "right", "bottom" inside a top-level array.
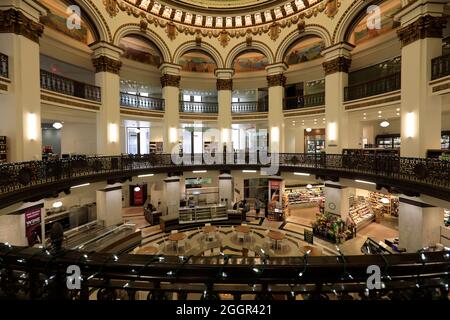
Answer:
[
  {"left": 232, "top": 50, "right": 269, "bottom": 73},
  {"left": 179, "top": 50, "right": 217, "bottom": 73},
  {"left": 284, "top": 36, "right": 325, "bottom": 66},
  {"left": 39, "top": 0, "right": 99, "bottom": 45},
  {"left": 118, "top": 34, "right": 163, "bottom": 68}
]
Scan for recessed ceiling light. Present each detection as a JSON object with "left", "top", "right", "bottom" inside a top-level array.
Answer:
[
  {"left": 363, "top": 113, "right": 366, "bottom": 116},
  {"left": 378, "top": 115, "right": 382, "bottom": 118},
  {"left": 306, "top": 184, "right": 313, "bottom": 189},
  {"left": 363, "top": 117, "right": 367, "bottom": 120},
  {"left": 396, "top": 113, "right": 400, "bottom": 116},
  {"left": 378, "top": 111, "right": 382, "bottom": 114},
  {"left": 52, "top": 122, "right": 63, "bottom": 129},
  {"left": 396, "top": 108, "right": 400, "bottom": 111}
]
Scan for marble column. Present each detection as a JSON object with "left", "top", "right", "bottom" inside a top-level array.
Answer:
[
  {"left": 218, "top": 173, "right": 233, "bottom": 209},
  {"left": 266, "top": 63, "right": 287, "bottom": 154},
  {"left": 0, "top": 2, "right": 46, "bottom": 161},
  {"left": 324, "top": 183, "right": 354, "bottom": 221},
  {"left": 164, "top": 176, "right": 181, "bottom": 217},
  {"left": 160, "top": 63, "right": 181, "bottom": 154},
  {"left": 89, "top": 42, "right": 123, "bottom": 156},
  {"left": 322, "top": 42, "right": 355, "bottom": 154},
  {"left": 96, "top": 184, "right": 123, "bottom": 227},
  {"left": 395, "top": 0, "right": 447, "bottom": 158},
  {"left": 215, "top": 69, "right": 234, "bottom": 152}
]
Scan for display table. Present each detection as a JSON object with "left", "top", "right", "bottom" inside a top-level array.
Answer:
[
  {"left": 202, "top": 226, "right": 217, "bottom": 233},
  {"left": 160, "top": 214, "right": 179, "bottom": 232},
  {"left": 235, "top": 225, "right": 251, "bottom": 234},
  {"left": 179, "top": 204, "right": 227, "bottom": 224},
  {"left": 168, "top": 232, "right": 186, "bottom": 242},
  {"left": 267, "top": 230, "right": 285, "bottom": 250}
]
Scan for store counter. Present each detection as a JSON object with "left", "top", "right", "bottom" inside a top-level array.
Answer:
[{"left": 179, "top": 204, "right": 227, "bottom": 224}]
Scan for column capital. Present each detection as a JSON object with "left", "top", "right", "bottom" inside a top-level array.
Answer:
[
  {"left": 322, "top": 56, "right": 352, "bottom": 75},
  {"left": 0, "top": 8, "right": 44, "bottom": 44},
  {"left": 267, "top": 74, "right": 286, "bottom": 87},
  {"left": 159, "top": 63, "right": 181, "bottom": 88},
  {"left": 89, "top": 41, "right": 123, "bottom": 74},
  {"left": 397, "top": 15, "right": 447, "bottom": 47},
  {"left": 215, "top": 68, "right": 234, "bottom": 90}
]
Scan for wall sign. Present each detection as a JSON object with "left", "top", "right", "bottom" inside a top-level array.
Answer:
[{"left": 25, "top": 207, "right": 42, "bottom": 246}]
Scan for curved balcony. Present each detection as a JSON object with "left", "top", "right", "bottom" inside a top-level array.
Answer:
[
  {"left": 431, "top": 53, "right": 450, "bottom": 80},
  {"left": 344, "top": 73, "right": 401, "bottom": 101},
  {"left": 283, "top": 93, "right": 325, "bottom": 110},
  {"left": 232, "top": 100, "right": 268, "bottom": 113},
  {"left": 0, "top": 53, "right": 8, "bottom": 78},
  {"left": 120, "top": 93, "right": 164, "bottom": 111},
  {"left": 0, "top": 243, "right": 448, "bottom": 300},
  {"left": 180, "top": 101, "right": 218, "bottom": 113},
  {"left": 40, "top": 70, "right": 101, "bottom": 102},
  {"left": 0, "top": 153, "right": 449, "bottom": 209}
]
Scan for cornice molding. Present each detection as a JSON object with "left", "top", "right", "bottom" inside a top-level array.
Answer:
[
  {"left": 0, "top": 8, "right": 44, "bottom": 44},
  {"left": 322, "top": 56, "right": 351, "bottom": 75},
  {"left": 216, "top": 78, "right": 233, "bottom": 91},
  {"left": 92, "top": 56, "right": 122, "bottom": 74},
  {"left": 397, "top": 15, "right": 447, "bottom": 47},
  {"left": 267, "top": 74, "right": 286, "bottom": 87},
  {"left": 160, "top": 73, "right": 181, "bottom": 88}
]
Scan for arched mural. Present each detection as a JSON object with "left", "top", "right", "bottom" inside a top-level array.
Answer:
[
  {"left": 347, "top": 0, "right": 402, "bottom": 46},
  {"left": 119, "top": 35, "right": 162, "bottom": 67},
  {"left": 233, "top": 51, "right": 269, "bottom": 73},
  {"left": 179, "top": 51, "right": 217, "bottom": 73},
  {"left": 284, "top": 36, "right": 325, "bottom": 66},
  {"left": 39, "top": 0, "right": 97, "bottom": 44}
]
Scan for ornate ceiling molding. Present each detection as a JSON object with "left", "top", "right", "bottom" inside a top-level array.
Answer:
[
  {"left": 397, "top": 15, "right": 447, "bottom": 48},
  {"left": 92, "top": 56, "right": 123, "bottom": 74},
  {"left": 109, "top": 0, "right": 340, "bottom": 40},
  {"left": 0, "top": 9, "right": 44, "bottom": 44},
  {"left": 322, "top": 56, "right": 351, "bottom": 75}
]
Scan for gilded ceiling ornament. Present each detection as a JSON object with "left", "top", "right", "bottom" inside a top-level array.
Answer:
[
  {"left": 297, "top": 20, "right": 306, "bottom": 33},
  {"left": 269, "top": 23, "right": 281, "bottom": 41},
  {"left": 246, "top": 33, "right": 252, "bottom": 47},
  {"left": 166, "top": 22, "right": 177, "bottom": 41},
  {"left": 140, "top": 20, "right": 148, "bottom": 32},
  {"left": 325, "top": 0, "right": 340, "bottom": 18},
  {"left": 218, "top": 30, "right": 230, "bottom": 48},
  {"left": 103, "top": 0, "right": 119, "bottom": 18},
  {"left": 195, "top": 31, "right": 202, "bottom": 46}
]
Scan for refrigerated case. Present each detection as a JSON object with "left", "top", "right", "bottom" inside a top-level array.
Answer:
[
  {"left": 375, "top": 134, "right": 401, "bottom": 149},
  {"left": 304, "top": 129, "right": 325, "bottom": 154}
]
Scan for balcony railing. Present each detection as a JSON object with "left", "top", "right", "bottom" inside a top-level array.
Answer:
[
  {"left": 344, "top": 72, "right": 401, "bottom": 101},
  {"left": 40, "top": 70, "right": 101, "bottom": 102},
  {"left": 284, "top": 92, "right": 325, "bottom": 110},
  {"left": 0, "top": 53, "right": 8, "bottom": 78},
  {"left": 120, "top": 92, "right": 164, "bottom": 111},
  {"left": 431, "top": 53, "right": 450, "bottom": 80},
  {"left": 232, "top": 100, "right": 268, "bottom": 113},
  {"left": 180, "top": 101, "right": 218, "bottom": 113}
]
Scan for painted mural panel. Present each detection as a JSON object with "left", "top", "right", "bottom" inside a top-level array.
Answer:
[
  {"left": 119, "top": 36, "right": 162, "bottom": 68},
  {"left": 285, "top": 37, "right": 324, "bottom": 66},
  {"left": 179, "top": 51, "right": 217, "bottom": 73},
  {"left": 348, "top": 0, "right": 402, "bottom": 45},
  {"left": 233, "top": 51, "right": 269, "bottom": 73},
  {"left": 39, "top": 0, "right": 95, "bottom": 44}
]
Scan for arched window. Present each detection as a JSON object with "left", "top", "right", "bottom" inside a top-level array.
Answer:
[
  {"left": 179, "top": 51, "right": 217, "bottom": 73},
  {"left": 119, "top": 35, "right": 163, "bottom": 68},
  {"left": 233, "top": 50, "right": 268, "bottom": 73},
  {"left": 284, "top": 36, "right": 324, "bottom": 66}
]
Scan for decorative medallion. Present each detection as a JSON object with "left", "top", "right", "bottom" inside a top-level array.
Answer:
[
  {"left": 397, "top": 15, "right": 447, "bottom": 48},
  {"left": 297, "top": 20, "right": 306, "bottom": 33},
  {"left": 268, "top": 23, "right": 281, "bottom": 41},
  {"left": 322, "top": 56, "right": 351, "bottom": 75},
  {"left": 195, "top": 32, "right": 202, "bottom": 46},
  {"left": 0, "top": 9, "right": 44, "bottom": 44},
  {"left": 325, "top": 0, "right": 340, "bottom": 18},
  {"left": 267, "top": 74, "right": 286, "bottom": 87},
  {"left": 160, "top": 74, "right": 181, "bottom": 88},
  {"left": 103, "top": 0, "right": 119, "bottom": 18},
  {"left": 166, "top": 22, "right": 177, "bottom": 41},
  {"left": 246, "top": 33, "right": 252, "bottom": 47},
  {"left": 140, "top": 19, "right": 148, "bottom": 32},
  {"left": 216, "top": 79, "right": 233, "bottom": 91},
  {"left": 219, "top": 30, "right": 230, "bottom": 48},
  {"left": 92, "top": 56, "right": 122, "bottom": 74}
]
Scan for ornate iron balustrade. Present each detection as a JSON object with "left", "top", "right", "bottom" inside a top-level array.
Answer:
[
  {"left": 284, "top": 92, "right": 325, "bottom": 110},
  {"left": 344, "top": 72, "right": 401, "bottom": 101},
  {"left": 0, "top": 244, "right": 448, "bottom": 300},
  {"left": 232, "top": 100, "right": 268, "bottom": 113},
  {"left": 180, "top": 101, "right": 218, "bottom": 113},
  {"left": 120, "top": 93, "right": 164, "bottom": 111},
  {"left": 431, "top": 53, "right": 450, "bottom": 80},
  {"left": 0, "top": 53, "right": 8, "bottom": 78},
  {"left": 40, "top": 70, "right": 101, "bottom": 102},
  {"left": 0, "top": 153, "right": 450, "bottom": 208}
]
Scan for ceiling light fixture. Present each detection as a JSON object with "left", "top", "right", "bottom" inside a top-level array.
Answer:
[
  {"left": 242, "top": 170, "right": 257, "bottom": 173},
  {"left": 52, "top": 122, "right": 63, "bottom": 130},
  {"left": 134, "top": 186, "right": 141, "bottom": 192},
  {"left": 355, "top": 180, "right": 376, "bottom": 185},
  {"left": 380, "top": 198, "right": 390, "bottom": 204},
  {"left": 380, "top": 120, "right": 390, "bottom": 128},
  {"left": 138, "top": 174, "right": 154, "bottom": 178},
  {"left": 71, "top": 183, "right": 90, "bottom": 189},
  {"left": 193, "top": 170, "right": 207, "bottom": 173},
  {"left": 294, "top": 172, "right": 310, "bottom": 176},
  {"left": 305, "top": 128, "right": 312, "bottom": 132},
  {"left": 52, "top": 201, "right": 63, "bottom": 208},
  {"left": 306, "top": 184, "right": 313, "bottom": 189}
]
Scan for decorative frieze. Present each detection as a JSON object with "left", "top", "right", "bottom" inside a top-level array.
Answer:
[
  {"left": 160, "top": 74, "right": 181, "bottom": 88},
  {"left": 0, "top": 9, "right": 44, "bottom": 43},
  {"left": 92, "top": 56, "right": 122, "bottom": 74},
  {"left": 267, "top": 74, "right": 286, "bottom": 87},
  {"left": 397, "top": 15, "right": 447, "bottom": 47},
  {"left": 216, "top": 79, "right": 233, "bottom": 91},
  {"left": 322, "top": 56, "right": 351, "bottom": 75}
]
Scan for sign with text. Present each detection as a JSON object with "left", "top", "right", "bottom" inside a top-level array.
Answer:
[{"left": 25, "top": 207, "right": 42, "bottom": 246}]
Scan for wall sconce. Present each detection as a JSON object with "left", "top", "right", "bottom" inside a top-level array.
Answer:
[
  {"left": 108, "top": 123, "right": 118, "bottom": 143},
  {"left": 271, "top": 126, "right": 280, "bottom": 143},
  {"left": 221, "top": 128, "right": 229, "bottom": 143},
  {"left": 405, "top": 112, "right": 415, "bottom": 138},
  {"left": 328, "top": 122, "right": 337, "bottom": 141},
  {"left": 27, "top": 113, "right": 38, "bottom": 141},
  {"left": 169, "top": 127, "right": 178, "bottom": 144}
]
